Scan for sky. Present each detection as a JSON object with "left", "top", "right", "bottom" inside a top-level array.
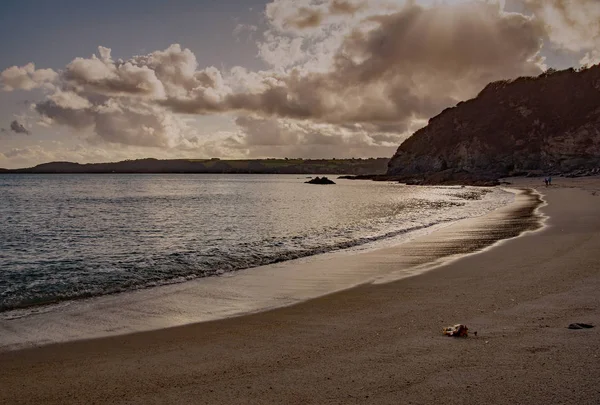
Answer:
[{"left": 0, "top": 0, "right": 598, "bottom": 168}]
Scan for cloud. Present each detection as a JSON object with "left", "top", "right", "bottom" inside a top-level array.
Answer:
[
  {"left": 329, "top": 0, "right": 364, "bottom": 15},
  {"left": 0, "top": 141, "right": 214, "bottom": 169},
  {"left": 10, "top": 120, "right": 31, "bottom": 135},
  {"left": 0, "top": 144, "right": 116, "bottom": 167},
  {"left": 130, "top": 44, "right": 224, "bottom": 98},
  {"left": 161, "top": 1, "right": 545, "bottom": 134},
  {"left": 523, "top": 0, "right": 600, "bottom": 65},
  {"left": 257, "top": 34, "right": 307, "bottom": 70},
  {"left": 1, "top": 63, "right": 57, "bottom": 91},
  {"left": 230, "top": 115, "right": 406, "bottom": 158},
  {"left": 233, "top": 24, "right": 258, "bottom": 41},
  {"left": 287, "top": 7, "right": 324, "bottom": 29},
  {"left": 35, "top": 98, "right": 196, "bottom": 148},
  {"left": 55, "top": 44, "right": 229, "bottom": 102},
  {"left": 265, "top": 1, "right": 324, "bottom": 32},
  {"left": 25, "top": 45, "right": 212, "bottom": 148},
  {"left": 2, "top": 0, "right": 592, "bottom": 160},
  {"left": 580, "top": 50, "right": 600, "bottom": 67},
  {"left": 524, "top": 0, "right": 600, "bottom": 51},
  {"left": 265, "top": 0, "right": 367, "bottom": 33},
  {"left": 62, "top": 48, "right": 166, "bottom": 98},
  {"left": 3, "top": 146, "right": 43, "bottom": 159}
]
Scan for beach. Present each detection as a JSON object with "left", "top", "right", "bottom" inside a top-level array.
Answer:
[{"left": 1, "top": 177, "right": 599, "bottom": 404}]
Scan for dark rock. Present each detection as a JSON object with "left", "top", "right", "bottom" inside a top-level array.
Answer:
[
  {"left": 568, "top": 323, "right": 594, "bottom": 329},
  {"left": 387, "top": 66, "right": 600, "bottom": 184},
  {"left": 305, "top": 176, "right": 336, "bottom": 184}
]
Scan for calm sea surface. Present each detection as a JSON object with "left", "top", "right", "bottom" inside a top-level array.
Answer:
[{"left": 0, "top": 174, "right": 513, "bottom": 313}]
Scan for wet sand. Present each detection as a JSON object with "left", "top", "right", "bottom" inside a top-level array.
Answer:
[
  {"left": 0, "top": 187, "right": 530, "bottom": 351},
  {"left": 1, "top": 178, "right": 600, "bottom": 404}
]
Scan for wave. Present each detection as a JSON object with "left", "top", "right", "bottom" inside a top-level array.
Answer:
[
  {"left": 0, "top": 183, "right": 512, "bottom": 315},
  {"left": 1, "top": 217, "right": 462, "bottom": 313}
]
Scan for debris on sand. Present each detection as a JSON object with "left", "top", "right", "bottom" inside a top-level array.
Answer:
[
  {"left": 567, "top": 323, "right": 594, "bottom": 329},
  {"left": 442, "top": 324, "right": 469, "bottom": 337}
]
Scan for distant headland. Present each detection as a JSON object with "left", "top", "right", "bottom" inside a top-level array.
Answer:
[{"left": 0, "top": 158, "right": 389, "bottom": 175}]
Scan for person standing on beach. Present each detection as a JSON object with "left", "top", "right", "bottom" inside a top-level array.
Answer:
[
  {"left": 548, "top": 176, "right": 552, "bottom": 186},
  {"left": 544, "top": 178, "right": 548, "bottom": 187}
]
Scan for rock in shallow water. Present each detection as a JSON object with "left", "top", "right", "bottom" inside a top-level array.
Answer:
[{"left": 305, "top": 177, "right": 336, "bottom": 185}]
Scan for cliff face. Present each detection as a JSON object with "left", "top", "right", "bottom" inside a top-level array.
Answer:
[{"left": 388, "top": 66, "right": 600, "bottom": 181}]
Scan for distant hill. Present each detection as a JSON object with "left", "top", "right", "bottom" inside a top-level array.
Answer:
[
  {"left": 387, "top": 65, "right": 600, "bottom": 184},
  {"left": 4, "top": 158, "right": 390, "bottom": 175}
]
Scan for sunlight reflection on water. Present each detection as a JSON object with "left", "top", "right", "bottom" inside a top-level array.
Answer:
[{"left": 0, "top": 174, "right": 512, "bottom": 312}]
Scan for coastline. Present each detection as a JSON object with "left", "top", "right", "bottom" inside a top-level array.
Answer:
[
  {"left": 0, "top": 185, "right": 532, "bottom": 351},
  {"left": 0, "top": 175, "right": 510, "bottom": 317},
  {"left": 1, "top": 177, "right": 599, "bottom": 404}
]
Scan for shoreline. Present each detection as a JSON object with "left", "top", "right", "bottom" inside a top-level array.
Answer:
[
  {"left": 0, "top": 185, "right": 507, "bottom": 317},
  {"left": 0, "top": 177, "right": 509, "bottom": 317},
  {"left": 0, "top": 186, "right": 536, "bottom": 351},
  {"left": 2, "top": 177, "right": 599, "bottom": 404}
]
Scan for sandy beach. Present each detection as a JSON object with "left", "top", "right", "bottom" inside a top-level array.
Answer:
[{"left": 1, "top": 177, "right": 599, "bottom": 405}]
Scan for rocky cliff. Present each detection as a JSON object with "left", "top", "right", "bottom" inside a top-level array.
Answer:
[{"left": 387, "top": 65, "right": 600, "bottom": 183}]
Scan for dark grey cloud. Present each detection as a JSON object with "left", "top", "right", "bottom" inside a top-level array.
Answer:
[
  {"left": 35, "top": 99, "right": 187, "bottom": 148},
  {"left": 329, "top": 0, "right": 364, "bottom": 15},
  {"left": 10, "top": 120, "right": 31, "bottom": 135},
  {"left": 286, "top": 7, "right": 323, "bottom": 29},
  {"left": 271, "top": 0, "right": 364, "bottom": 31},
  {"left": 35, "top": 100, "right": 95, "bottom": 130}
]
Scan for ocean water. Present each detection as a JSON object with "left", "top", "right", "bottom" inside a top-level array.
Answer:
[{"left": 0, "top": 174, "right": 513, "bottom": 314}]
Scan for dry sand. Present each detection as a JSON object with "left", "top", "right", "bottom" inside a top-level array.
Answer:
[{"left": 1, "top": 177, "right": 599, "bottom": 405}]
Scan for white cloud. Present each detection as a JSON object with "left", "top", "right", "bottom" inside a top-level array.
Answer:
[
  {"left": 1, "top": 63, "right": 57, "bottom": 91},
  {"left": 580, "top": 50, "right": 600, "bottom": 67},
  {"left": 525, "top": 0, "right": 600, "bottom": 51},
  {"left": 64, "top": 50, "right": 166, "bottom": 98},
  {"left": 0, "top": 0, "right": 595, "bottom": 164},
  {"left": 230, "top": 115, "right": 408, "bottom": 158},
  {"left": 162, "top": 1, "right": 545, "bottom": 134},
  {"left": 233, "top": 24, "right": 258, "bottom": 42},
  {"left": 524, "top": 0, "right": 600, "bottom": 66}
]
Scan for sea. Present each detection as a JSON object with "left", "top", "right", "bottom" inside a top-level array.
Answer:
[{"left": 0, "top": 174, "right": 514, "bottom": 319}]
